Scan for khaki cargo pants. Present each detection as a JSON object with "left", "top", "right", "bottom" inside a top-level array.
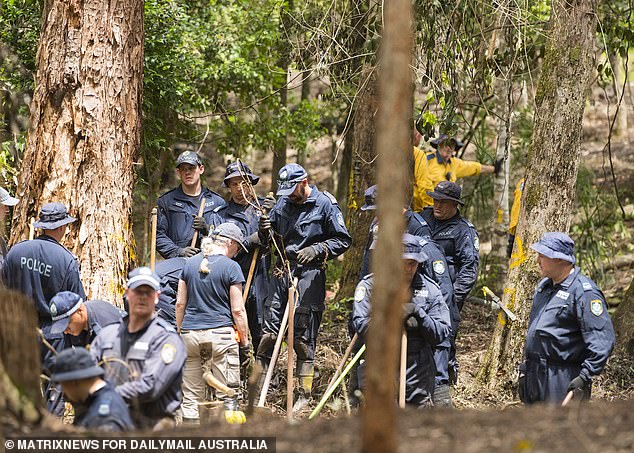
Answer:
[{"left": 180, "top": 327, "right": 240, "bottom": 420}]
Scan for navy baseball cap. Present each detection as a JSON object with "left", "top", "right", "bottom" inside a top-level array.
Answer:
[
  {"left": 33, "top": 202, "right": 76, "bottom": 229},
  {"left": 127, "top": 267, "right": 161, "bottom": 290},
  {"left": 211, "top": 222, "right": 248, "bottom": 252},
  {"left": 430, "top": 134, "right": 464, "bottom": 151},
  {"left": 530, "top": 232, "right": 576, "bottom": 264},
  {"left": 427, "top": 181, "right": 464, "bottom": 205},
  {"left": 0, "top": 187, "right": 18, "bottom": 206},
  {"left": 361, "top": 185, "right": 377, "bottom": 211},
  {"left": 176, "top": 150, "right": 202, "bottom": 167},
  {"left": 222, "top": 161, "right": 260, "bottom": 187},
  {"left": 276, "top": 163, "right": 308, "bottom": 196},
  {"left": 402, "top": 233, "right": 425, "bottom": 263},
  {"left": 49, "top": 291, "right": 84, "bottom": 335},
  {"left": 51, "top": 348, "right": 104, "bottom": 382}
]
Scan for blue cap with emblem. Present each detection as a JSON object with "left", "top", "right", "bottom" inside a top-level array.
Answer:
[
  {"left": 402, "top": 233, "right": 425, "bottom": 263},
  {"left": 51, "top": 348, "right": 104, "bottom": 382},
  {"left": 276, "top": 163, "right": 308, "bottom": 196},
  {"left": 127, "top": 266, "right": 161, "bottom": 290},
  {"left": 530, "top": 232, "right": 576, "bottom": 264},
  {"left": 175, "top": 150, "right": 202, "bottom": 167},
  {"left": 426, "top": 181, "right": 464, "bottom": 206},
  {"left": 49, "top": 291, "right": 84, "bottom": 335},
  {"left": 361, "top": 185, "right": 377, "bottom": 211},
  {"left": 33, "top": 202, "right": 76, "bottom": 229},
  {"left": 222, "top": 161, "right": 259, "bottom": 187},
  {"left": 0, "top": 186, "right": 18, "bottom": 206}
]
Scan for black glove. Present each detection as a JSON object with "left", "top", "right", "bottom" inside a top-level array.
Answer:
[
  {"left": 567, "top": 375, "right": 587, "bottom": 394},
  {"left": 179, "top": 246, "right": 200, "bottom": 258},
  {"left": 297, "top": 245, "right": 320, "bottom": 264},
  {"left": 258, "top": 214, "right": 271, "bottom": 239},
  {"left": 403, "top": 302, "right": 419, "bottom": 330},
  {"left": 518, "top": 372, "right": 526, "bottom": 403},
  {"left": 494, "top": 158, "right": 504, "bottom": 175},
  {"left": 192, "top": 215, "right": 209, "bottom": 235},
  {"left": 239, "top": 344, "right": 254, "bottom": 376},
  {"left": 261, "top": 195, "right": 277, "bottom": 212}
]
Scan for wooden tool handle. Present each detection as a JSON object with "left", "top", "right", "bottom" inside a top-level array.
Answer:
[{"left": 190, "top": 197, "right": 207, "bottom": 247}]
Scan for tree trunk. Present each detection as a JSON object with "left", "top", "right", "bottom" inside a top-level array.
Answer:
[
  {"left": 609, "top": 53, "right": 629, "bottom": 143},
  {"left": 337, "top": 66, "right": 376, "bottom": 300},
  {"left": 11, "top": 0, "right": 143, "bottom": 303},
  {"left": 612, "top": 277, "right": 634, "bottom": 360},
  {"left": 335, "top": 127, "right": 353, "bottom": 218},
  {"left": 487, "top": 2, "right": 514, "bottom": 292},
  {"left": 478, "top": 0, "right": 598, "bottom": 390},
  {"left": 361, "top": 1, "right": 412, "bottom": 452}
]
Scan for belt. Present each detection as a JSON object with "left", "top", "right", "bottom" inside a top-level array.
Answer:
[{"left": 526, "top": 353, "right": 581, "bottom": 368}]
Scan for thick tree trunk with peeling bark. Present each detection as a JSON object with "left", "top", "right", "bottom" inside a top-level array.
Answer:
[
  {"left": 337, "top": 65, "right": 377, "bottom": 300},
  {"left": 11, "top": 0, "right": 143, "bottom": 303},
  {"left": 479, "top": 0, "right": 597, "bottom": 390},
  {"left": 361, "top": 0, "right": 412, "bottom": 451}
]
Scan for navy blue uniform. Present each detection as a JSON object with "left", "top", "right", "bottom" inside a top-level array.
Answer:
[
  {"left": 90, "top": 315, "right": 186, "bottom": 429},
  {"left": 2, "top": 234, "right": 86, "bottom": 416},
  {"left": 179, "top": 254, "right": 245, "bottom": 330},
  {"left": 259, "top": 187, "right": 351, "bottom": 378},
  {"left": 73, "top": 382, "right": 135, "bottom": 431},
  {"left": 155, "top": 257, "right": 186, "bottom": 327},
  {"left": 352, "top": 273, "right": 451, "bottom": 406},
  {"left": 421, "top": 207, "right": 479, "bottom": 380},
  {"left": 156, "top": 186, "right": 224, "bottom": 259},
  {"left": 520, "top": 268, "right": 615, "bottom": 404},
  {"left": 210, "top": 200, "right": 270, "bottom": 347},
  {"left": 65, "top": 300, "right": 124, "bottom": 348}
]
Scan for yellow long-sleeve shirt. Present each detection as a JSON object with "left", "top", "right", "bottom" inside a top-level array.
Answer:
[{"left": 412, "top": 147, "right": 482, "bottom": 211}]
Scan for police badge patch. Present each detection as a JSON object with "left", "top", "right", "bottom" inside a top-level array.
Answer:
[
  {"left": 161, "top": 343, "right": 177, "bottom": 364},
  {"left": 280, "top": 170, "right": 288, "bottom": 181},
  {"left": 590, "top": 299, "right": 604, "bottom": 316},
  {"left": 473, "top": 236, "right": 480, "bottom": 251},
  {"left": 432, "top": 260, "right": 446, "bottom": 275},
  {"left": 49, "top": 303, "right": 57, "bottom": 317},
  {"left": 354, "top": 286, "right": 366, "bottom": 302}
]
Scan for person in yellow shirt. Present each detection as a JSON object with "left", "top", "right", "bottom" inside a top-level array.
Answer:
[
  {"left": 413, "top": 134, "right": 500, "bottom": 211},
  {"left": 507, "top": 178, "right": 524, "bottom": 257}
]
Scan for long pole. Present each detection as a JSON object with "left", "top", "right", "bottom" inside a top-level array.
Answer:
[
  {"left": 242, "top": 248, "right": 260, "bottom": 304},
  {"left": 150, "top": 208, "right": 158, "bottom": 271},
  {"left": 286, "top": 277, "right": 298, "bottom": 419},
  {"left": 309, "top": 344, "right": 366, "bottom": 420},
  {"left": 323, "top": 332, "right": 359, "bottom": 397},
  {"left": 398, "top": 331, "right": 407, "bottom": 408},
  {"left": 257, "top": 302, "right": 290, "bottom": 407},
  {"left": 190, "top": 197, "right": 206, "bottom": 247}
]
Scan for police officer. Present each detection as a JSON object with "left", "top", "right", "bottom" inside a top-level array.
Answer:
[
  {"left": 176, "top": 223, "right": 249, "bottom": 425},
  {"left": 352, "top": 234, "right": 451, "bottom": 407},
  {"left": 90, "top": 267, "right": 186, "bottom": 429},
  {"left": 48, "top": 291, "right": 124, "bottom": 348},
  {"left": 210, "top": 161, "right": 271, "bottom": 350},
  {"left": 51, "top": 348, "right": 134, "bottom": 431},
  {"left": 412, "top": 133, "right": 499, "bottom": 211},
  {"left": 156, "top": 151, "right": 224, "bottom": 259},
  {"left": 0, "top": 186, "right": 19, "bottom": 276},
  {"left": 421, "top": 181, "right": 479, "bottom": 384},
  {"left": 154, "top": 257, "right": 186, "bottom": 327},
  {"left": 2, "top": 202, "right": 86, "bottom": 415},
  {"left": 256, "top": 163, "right": 351, "bottom": 410},
  {"left": 357, "top": 185, "right": 454, "bottom": 404},
  {"left": 519, "top": 232, "right": 615, "bottom": 405}
]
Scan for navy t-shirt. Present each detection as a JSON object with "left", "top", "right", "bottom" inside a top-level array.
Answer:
[{"left": 180, "top": 254, "right": 245, "bottom": 331}]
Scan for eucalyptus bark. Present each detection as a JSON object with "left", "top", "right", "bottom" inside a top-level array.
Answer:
[
  {"left": 479, "top": 0, "right": 598, "bottom": 390},
  {"left": 613, "top": 277, "right": 634, "bottom": 359},
  {"left": 361, "top": 1, "right": 412, "bottom": 452},
  {"left": 11, "top": 0, "right": 143, "bottom": 303},
  {"left": 337, "top": 66, "right": 377, "bottom": 300}
]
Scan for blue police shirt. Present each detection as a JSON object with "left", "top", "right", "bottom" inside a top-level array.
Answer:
[
  {"left": 156, "top": 186, "right": 225, "bottom": 259},
  {"left": 421, "top": 207, "right": 479, "bottom": 308},
  {"left": 180, "top": 254, "right": 245, "bottom": 331},
  {"left": 74, "top": 382, "right": 135, "bottom": 431},
  {"left": 155, "top": 257, "right": 186, "bottom": 327},
  {"left": 2, "top": 235, "right": 86, "bottom": 321},
  {"left": 525, "top": 267, "right": 615, "bottom": 381},
  {"left": 270, "top": 186, "right": 351, "bottom": 262}
]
